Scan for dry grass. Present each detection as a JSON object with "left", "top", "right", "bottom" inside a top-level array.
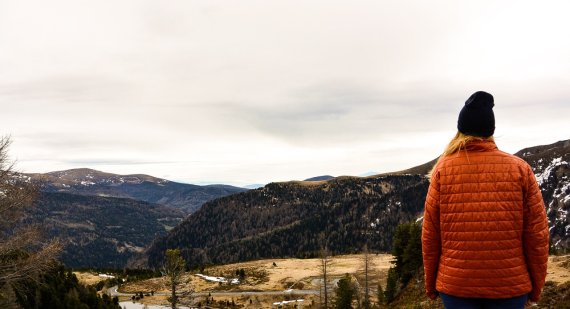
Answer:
[
  {"left": 117, "top": 254, "right": 393, "bottom": 308},
  {"left": 199, "top": 253, "right": 394, "bottom": 291},
  {"left": 284, "top": 180, "right": 327, "bottom": 187},
  {"left": 547, "top": 255, "right": 570, "bottom": 284},
  {"left": 120, "top": 277, "right": 170, "bottom": 294},
  {"left": 81, "top": 254, "right": 570, "bottom": 308},
  {"left": 74, "top": 271, "right": 107, "bottom": 286}
]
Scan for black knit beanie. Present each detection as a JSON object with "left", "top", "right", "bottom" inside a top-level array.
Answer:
[{"left": 457, "top": 91, "right": 495, "bottom": 137}]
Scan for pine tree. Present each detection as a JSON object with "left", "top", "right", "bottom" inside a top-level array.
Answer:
[
  {"left": 377, "top": 283, "right": 384, "bottom": 305},
  {"left": 384, "top": 222, "right": 424, "bottom": 305},
  {"left": 362, "top": 244, "right": 371, "bottom": 309},
  {"left": 384, "top": 267, "right": 398, "bottom": 303},
  {"left": 391, "top": 224, "right": 410, "bottom": 277},
  {"left": 401, "top": 223, "right": 422, "bottom": 285},
  {"left": 334, "top": 274, "right": 355, "bottom": 309},
  {"left": 14, "top": 264, "right": 120, "bottom": 309}
]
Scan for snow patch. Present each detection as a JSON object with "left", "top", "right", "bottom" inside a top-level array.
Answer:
[
  {"left": 536, "top": 157, "right": 568, "bottom": 186},
  {"left": 273, "top": 299, "right": 304, "bottom": 306},
  {"left": 119, "top": 302, "right": 189, "bottom": 309},
  {"left": 195, "top": 274, "right": 239, "bottom": 284}
]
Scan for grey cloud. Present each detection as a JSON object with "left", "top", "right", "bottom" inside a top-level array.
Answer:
[
  {"left": 214, "top": 83, "right": 460, "bottom": 145},
  {"left": 64, "top": 159, "right": 179, "bottom": 166},
  {"left": 0, "top": 74, "right": 132, "bottom": 105},
  {"left": 16, "top": 132, "right": 158, "bottom": 155}
]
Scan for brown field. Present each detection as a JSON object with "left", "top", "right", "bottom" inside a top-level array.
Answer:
[
  {"left": 118, "top": 254, "right": 392, "bottom": 293},
  {"left": 76, "top": 254, "right": 570, "bottom": 308},
  {"left": 547, "top": 255, "right": 570, "bottom": 284},
  {"left": 74, "top": 271, "right": 108, "bottom": 286},
  {"left": 111, "top": 254, "right": 392, "bottom": 308}
]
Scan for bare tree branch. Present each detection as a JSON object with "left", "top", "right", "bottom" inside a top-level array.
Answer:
[{"left": 0, "top": 136, "right": 60, "bottom": 306}]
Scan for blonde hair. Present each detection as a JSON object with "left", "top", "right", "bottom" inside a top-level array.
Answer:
[{"left": 428, "top": 132, "right": 494, "bottom": 178}]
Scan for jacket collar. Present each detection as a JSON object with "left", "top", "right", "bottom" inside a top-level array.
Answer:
[{"left": 464, "top": 139, "right": 498, "bottom": 152}]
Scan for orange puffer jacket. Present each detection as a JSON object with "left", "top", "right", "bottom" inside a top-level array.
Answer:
[{"left": 422, "top": 140, "right": 549, "bottom": 301}]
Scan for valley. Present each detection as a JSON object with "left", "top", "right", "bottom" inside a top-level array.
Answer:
[
  {"left": 14, "top": 139, "right": 569, "bottom": 270},
  {"left": 7, "top": 138, "right": 569, "bottom": 307}
]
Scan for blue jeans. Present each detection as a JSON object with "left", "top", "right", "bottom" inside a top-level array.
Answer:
[{"left": 440, "top": 293, "right": 528, "bottom": 309}]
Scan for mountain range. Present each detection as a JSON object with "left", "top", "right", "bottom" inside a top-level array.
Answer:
[
  {"left": 141, "top": 139, "right": 570, "bottom": 269},
  {"left": 21, "top": 139, "right": 569, "bottom": 269},
  {"left": 27, "top": 168, "right": 247, "bottom": 214},
  {"left": 20, "top": 169, "right": 246, "bottom": 268}
]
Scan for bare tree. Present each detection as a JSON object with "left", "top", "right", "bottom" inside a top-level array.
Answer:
[
  {"left": 163, "top": 248, "right": 193, "bottom": 309},
  {"left": 360, "top": 205, "right": 373, "bottom": 309},
  {"left": 351, "top": 274, "right": 362, "bottom": 309},
  {"left": 0, "top": 136, "right": 61, "bottom": 307},
  {"left": 320, "top": 246, "right": 332, "bottom": 309},
  {"left": 361, "top": 244, "right": 371, "bottom": 309}
]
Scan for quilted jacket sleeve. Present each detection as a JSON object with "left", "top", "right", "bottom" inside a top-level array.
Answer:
[
  {"left": 422, "top": 169, "right": 441, "bottom": 300},
  {"left": 522, "top": 165, "right": 549, "bottom": 302}
]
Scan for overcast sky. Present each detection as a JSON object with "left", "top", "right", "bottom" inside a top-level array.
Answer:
[{"left": 1, "top": 0, "right": 569, "bottom": 186}]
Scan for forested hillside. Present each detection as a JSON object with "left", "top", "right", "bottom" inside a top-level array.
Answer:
[
  {"left": 145, "top": 175, "right": 429, "bottom": 268},
  {"left": 16, "top": 168, "right": 248, "bottom": 268},
  {"left": 29, "top": 192, "right": 185, "bottom": 268}
]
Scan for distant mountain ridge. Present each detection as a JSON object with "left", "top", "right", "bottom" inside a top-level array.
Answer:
[
  {"left": 36, "top": 168, "right": 168, "bottom": 185},
  {"left": 142, "top": 138, "right": 570, "bottom": 268},
  {"left": 27, "top": 168, "right": 248, "bottom": 213},
  {"left": 19, "top": 168, "right": 247, "bottom": 268},
  {"left": 304, "top": 175, "right": 335, "bottom": 181}
]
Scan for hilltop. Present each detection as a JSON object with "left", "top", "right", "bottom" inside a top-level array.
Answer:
[{"left": 28, "top": 168, "right": 247, "bottom": 213}]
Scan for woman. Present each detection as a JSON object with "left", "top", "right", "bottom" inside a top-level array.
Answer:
[{"left": 422, "top": 91, "right": 549, "bottom": 309}]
